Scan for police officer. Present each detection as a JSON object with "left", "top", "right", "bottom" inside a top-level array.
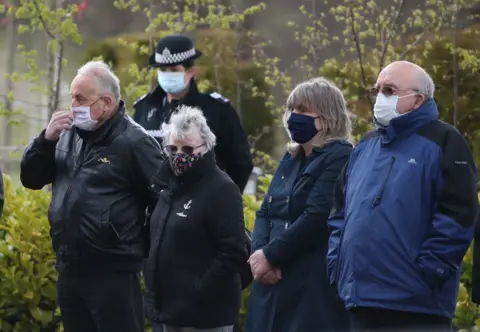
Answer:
[{"left": 133, "top": 35, "right": 253, "bottom": 192}]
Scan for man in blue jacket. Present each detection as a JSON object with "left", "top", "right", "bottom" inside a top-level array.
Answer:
[{"left": 327, "top": 60, "right": 478, "bottom": 331}]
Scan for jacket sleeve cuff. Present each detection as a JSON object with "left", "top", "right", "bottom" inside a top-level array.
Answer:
[
  {"left": 34, "top": 129, "right": 58, "bottom": 151},
  {"left": 262, "top": 241, "right": 284, "bottom": 266}
]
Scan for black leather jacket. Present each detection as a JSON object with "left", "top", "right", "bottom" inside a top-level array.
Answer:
[{"left": 20, "top": 102, "right": 164, "bottom": 273}]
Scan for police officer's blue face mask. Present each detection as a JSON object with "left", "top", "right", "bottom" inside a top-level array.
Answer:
[{"left": 157, "top": 70, "right": 187, "bottom": 94}]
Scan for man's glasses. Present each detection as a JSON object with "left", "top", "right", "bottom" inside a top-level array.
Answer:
[
  {"left": 369, "top": 86, "right": 420, "bottom": 97},
  {"left": 165, "top": 144, "right": 205, "bottom": 155}
]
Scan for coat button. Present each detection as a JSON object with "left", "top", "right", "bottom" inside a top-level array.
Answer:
[
  {"left": 268, "top": 196, "right": 272, "bottom": 203},
  {"left": 281, "top": 175, "right": 285, "bottom": 180},
  {"left": 150, "top": 184, "right": 155, "bottom": 188},
  {"left": 160, "top": 189, "right": 164, "bottom": 192},
  {"left": 286, "top": 197, "right": 289, "bottom": 203}
]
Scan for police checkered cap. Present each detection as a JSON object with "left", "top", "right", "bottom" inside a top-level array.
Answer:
[{"left": 155, "top": 47, "right": 196, "bottom": 65}]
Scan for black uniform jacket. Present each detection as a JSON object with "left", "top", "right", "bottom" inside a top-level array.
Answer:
[
  {"left": 144, "top": 152, "right": 247, "bottom": 328},
  {"left": 132, "top": 81, "right": 253, "bottom": 192},
  {"left": 20, "top": 102, "right": 164, "bottom": 273}
]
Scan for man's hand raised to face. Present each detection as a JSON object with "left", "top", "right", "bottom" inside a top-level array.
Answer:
[{"left": 45, "top": 111, "right": 74, "bottom": 141}]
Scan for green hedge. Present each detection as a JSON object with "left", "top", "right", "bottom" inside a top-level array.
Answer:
[
  {"left": 82, "top": 29, "right": 276, "bottom": 154},
  {"left": 1, "top": 171, "right": 478, "bottom": 331}
]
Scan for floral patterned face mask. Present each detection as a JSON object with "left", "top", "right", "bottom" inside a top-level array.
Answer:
[{"left": 169, "top": 152, "right": 202, "bottom": 176}]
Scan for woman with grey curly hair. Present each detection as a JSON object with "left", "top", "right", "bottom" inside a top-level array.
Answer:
[
  {"left": 144, "top": 105, "right": 248, "bottom": 332},
  {"left": 245, "top": 77, "right": 353, "bottom": 331}
]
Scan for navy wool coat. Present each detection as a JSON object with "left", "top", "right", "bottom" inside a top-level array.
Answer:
[{"left": 245, "top": 140, "right": 352, "bottom": 332}]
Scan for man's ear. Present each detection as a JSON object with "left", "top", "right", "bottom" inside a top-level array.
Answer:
[
  {"left": 413, "top": 94, "right": 426, "bottom": 110},
  {"left": 102, "top": 95, "right": 114, "bottom": 110}
]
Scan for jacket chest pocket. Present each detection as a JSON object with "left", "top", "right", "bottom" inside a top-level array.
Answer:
[{"left": 81, "top": 151, "right": 129, "bottom": 187}]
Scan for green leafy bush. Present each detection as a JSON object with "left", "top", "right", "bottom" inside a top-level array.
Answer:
[{"left": 0, "top": 174, "right": 60, "bottom": 332}]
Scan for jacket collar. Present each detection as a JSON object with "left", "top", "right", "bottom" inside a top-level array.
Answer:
[
  {"left": 147, "top": 79, "right": 200, "bottom": 106},
  {"left": 76, "top": 100, "right": 126, "bottom": 144},
  {"left": 375, "top": 98, "right": 439, "bottom": 144}
]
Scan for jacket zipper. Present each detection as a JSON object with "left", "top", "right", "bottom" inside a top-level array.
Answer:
[
  {"left": 334, "top": 156, "right": 396, "bottom": 286},
  {"left": 372, "top": 156, "right": 396, "bottom": 207}
]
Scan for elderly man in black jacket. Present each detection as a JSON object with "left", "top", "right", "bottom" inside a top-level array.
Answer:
[
  {"left": 133, "top": 35, "right": 253, "bottom": 193},
  {"left": 20, "top": 60, "right": 164, "bottom": 332}
]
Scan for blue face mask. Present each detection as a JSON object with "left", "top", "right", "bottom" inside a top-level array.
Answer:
[
  {"left": 157, "top": 71, "right": 187, "bottom": 94},
  {"left": 287, "top": 112, "right": 319, "bottom": 144}
]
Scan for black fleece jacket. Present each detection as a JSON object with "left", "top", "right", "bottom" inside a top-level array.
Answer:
[{"left": 144, "top": 152, "right": 248, "bottom": 328}]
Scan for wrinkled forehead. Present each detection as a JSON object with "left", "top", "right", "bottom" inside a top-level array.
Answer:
[
  {"left": 376, "top": 64, "right": 414, "bottom": 90},
  {"left": 70, "top": 74, "right": 96, "bottom": 99}
]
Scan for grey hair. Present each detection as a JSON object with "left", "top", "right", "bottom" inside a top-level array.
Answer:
[
  {"left": 160, "top": 105, "right": 216, "bottom": 154},
  {"left": 283, "top": 77, "right": 353, "bottom": 156},
  {"left": 413, "top": 65, "right": 435, "bottom": 98},
  {"left": 75, "top": 61, "right": 121, "bottom": 105}
]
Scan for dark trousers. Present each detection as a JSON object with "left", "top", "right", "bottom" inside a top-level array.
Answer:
[
  {"left": 349, "top": 307, "right": 452, "bottom": 332},
  {"left": 57, "top": 271, "right": 144, "bottom": 332}
]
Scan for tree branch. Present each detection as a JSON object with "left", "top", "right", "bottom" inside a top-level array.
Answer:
[
  {"left": 32, "top": 0, "right": 55, "bottom": 39},
  {"left": 179, "top": 23, "right": 188, "bottom": 34},
  {"left": 349, "top": 6, "right": 372, "bottom": 106},
  {"left": 379, "top": 0, "right": 405, "bottom": 71},
  {"left": 398, "top": 30, "right": 426, "bottom": 60}
]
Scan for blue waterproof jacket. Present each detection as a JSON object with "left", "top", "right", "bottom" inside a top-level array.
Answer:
[{"left": 327, "top": 99, "right": 478, "bottom": 318}]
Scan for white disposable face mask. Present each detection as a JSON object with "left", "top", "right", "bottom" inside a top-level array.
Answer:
[
  {"left": 71, "top": 106, "right": 98, "bottom": 131},
  {"left": 373, "top": 93, "right": 416, "bottom": 126}
]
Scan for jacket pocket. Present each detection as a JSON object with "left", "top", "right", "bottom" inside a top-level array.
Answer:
[{"left": 100, "top": 207, "right": 122, "bottom": 246}]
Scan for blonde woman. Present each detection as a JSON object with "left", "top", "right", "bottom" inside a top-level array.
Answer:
[{"left": 245, "top": 78, "right": 353, "bottom": 331}]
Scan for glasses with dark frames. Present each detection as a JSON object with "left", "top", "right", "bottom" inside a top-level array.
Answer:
[
  {"left": 165, "top": 144, "right": 206, "bottom": 155},
  {"left": 369, "top": 86, "right": 421, "bottom": 97}
]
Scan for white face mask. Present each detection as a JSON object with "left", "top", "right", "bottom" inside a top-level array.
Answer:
[
  {"left": 373, "top": 93, "right": 416, "bottom": 126},
  {"left": 71, "top": 106, "right": 98, "bottom": 131}
]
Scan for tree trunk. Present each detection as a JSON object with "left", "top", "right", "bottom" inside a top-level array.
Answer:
[
  {"left": 234, "top": 10, "right": 242, "bottom": 118},
  {"left": 452, "top": 0, "right": 459, "bottom": 127},
  {"left": 4, "top": 0, "right": 17, "bottom": 147},
  {"left": 46, "top": 0, "right": 66, "bottom": 120},
  {"left": 148, "top": 0, "right": 157, "bottom": 93}
]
